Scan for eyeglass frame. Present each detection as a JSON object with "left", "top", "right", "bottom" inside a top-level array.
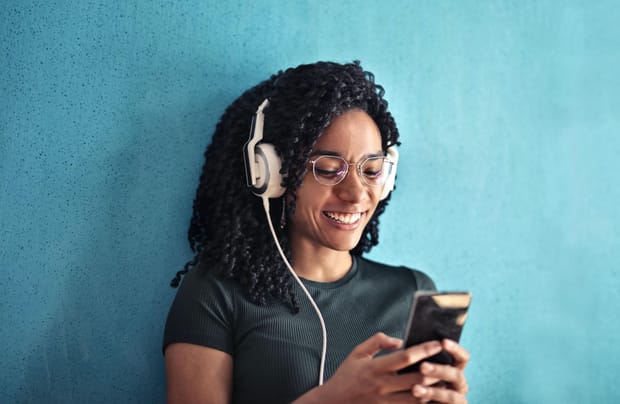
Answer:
[{"left": 307, "top": 153, "right": 395, "bottom": 187}]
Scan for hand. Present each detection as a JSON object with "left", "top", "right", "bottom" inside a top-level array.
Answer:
[
  {"left": 294, "top": 332, "right": 469, "bottom": 403},
  {"left": 411, "top": 339, "right": 470, "bottom": 404}
]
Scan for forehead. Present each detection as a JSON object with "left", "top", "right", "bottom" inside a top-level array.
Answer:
[{"left": 312, "top": 110, "right": 382, "bottom": 155}]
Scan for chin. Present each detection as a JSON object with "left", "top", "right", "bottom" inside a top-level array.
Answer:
[{"left": 326, "top": 234, "right": 364, "bottom": 252}]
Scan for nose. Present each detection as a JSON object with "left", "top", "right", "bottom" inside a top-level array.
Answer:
[{"left": 334, "top": 166, "right": 368, "bottom": 202}]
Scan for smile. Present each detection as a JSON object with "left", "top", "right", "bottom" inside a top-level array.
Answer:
[{"left": 323, "top": 211, "right": 363, "bottom": 224}]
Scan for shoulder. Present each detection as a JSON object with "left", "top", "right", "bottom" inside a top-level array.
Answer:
[
  {"left": 356, "top": 256, "right": 437, "bottom": 291},
  {"left": 163, "top": 267, "right": 244, "bottom": 353},
  {"left": 179, "top": 266, "right": 240, "bottom": 299},
  {"left": 168, "top": 267, "right": 241, "bottom": 315}
]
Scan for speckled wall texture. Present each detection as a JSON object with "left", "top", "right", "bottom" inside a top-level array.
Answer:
[{"left": 2, "top": 1, "right": 619, "bottom": 403}]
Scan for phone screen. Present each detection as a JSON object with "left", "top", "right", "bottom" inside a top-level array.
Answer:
[{"left": 399, "top": 291, "right": 471, "bottom": 373}]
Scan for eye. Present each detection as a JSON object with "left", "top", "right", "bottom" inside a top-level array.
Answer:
[
  {"left": 362, "top": 158, "right": 386, "bottom": 180},
  {"left": 314, "top": 157, "right": 346, "bottom": 179},
  {"left": 315, "top": 167, "right": 343, "bottom": 179},
  {"left": 363, "top": 168, "right": 382, "bottom": 178}
]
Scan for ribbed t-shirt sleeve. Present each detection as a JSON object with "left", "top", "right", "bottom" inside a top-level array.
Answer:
[
  {"left": 163, "top": 269, "right": 235, "bottom": 355},
  {"left": 410, "top": 268, "right": 437, "bottom": 292}
]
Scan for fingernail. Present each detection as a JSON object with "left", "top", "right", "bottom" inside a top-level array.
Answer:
[
  {"left": 444, "top": 339, "right": 455, "bottom": 348},
  {"left": 413, "top": 385, "right": 427, "bottom": 397},
  {"left": 421, "top": 362, "right": 434, "bottom": 373}
]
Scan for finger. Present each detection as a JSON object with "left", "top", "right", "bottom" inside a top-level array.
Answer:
[
  {"left": 380, "top": 371, "right": 440, "bottom": 394},
  {"left": 374, "top": 340, "right": 442, "bottom": 372},
  {"left": 442, "top": 340, "right": 470, "bottom": 369},
  {"left": 350, "top": 332, "right": 403, "bottom": 359},
  {"left": 420, "top": 362, "right": 468, "bottom": 394},
  {"left": 378, "top": 391, "right": 426, "bottom": 403},
  {"left": 367, "top": 390, "right": 443, "bottom": 404},
  {"left": 413, "top": 383, "right": 468, "bottom": 404}
]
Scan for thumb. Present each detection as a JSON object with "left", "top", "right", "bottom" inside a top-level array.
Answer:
[{"left": 351, "top": 332, "right": 403, "bottom": 359}]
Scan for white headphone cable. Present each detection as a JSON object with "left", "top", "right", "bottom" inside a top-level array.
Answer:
[{"left": 261, "top": 196, "right": 327, "bottom": 386}]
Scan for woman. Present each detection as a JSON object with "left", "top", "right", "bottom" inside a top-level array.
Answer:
[{"left": 164, "top": 61, "right": 470, "bottom": 403}]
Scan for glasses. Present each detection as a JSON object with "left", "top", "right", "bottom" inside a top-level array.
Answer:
[{"left": 308, "top": 155, "right": 394, "bottom": 186}]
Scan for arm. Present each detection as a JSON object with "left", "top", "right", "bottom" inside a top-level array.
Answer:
[{"left": 165, "top": 343, "right": 233, "bottom": 404}]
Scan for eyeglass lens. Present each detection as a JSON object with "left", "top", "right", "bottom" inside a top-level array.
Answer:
[{"left": 312, "top": 156, "right": 391, "bottom": 186}]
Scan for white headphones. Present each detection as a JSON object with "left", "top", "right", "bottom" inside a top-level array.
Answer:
[
  {"left": 381, "top": 146, "right": 399, "bottom": 200},
  {"left": 243, "top": 99, "right": 399, "bottom": 200}
]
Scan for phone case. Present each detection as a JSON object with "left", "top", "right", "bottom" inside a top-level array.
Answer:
[{"left": 399, "top": 291, "right": 471, "bottom": 373}]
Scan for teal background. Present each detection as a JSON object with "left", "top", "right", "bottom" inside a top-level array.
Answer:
[{"left": 2, "top": 1, "right": 619, "bottom": 403}]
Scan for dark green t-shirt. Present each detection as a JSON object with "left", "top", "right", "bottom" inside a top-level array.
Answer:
[{"left": 163, "top": 255, "right": 435, "bottom": 403}]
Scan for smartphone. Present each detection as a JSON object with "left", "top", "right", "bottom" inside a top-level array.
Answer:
[{"left": 399, "top": 291, "right": 471, "bottom": 373}]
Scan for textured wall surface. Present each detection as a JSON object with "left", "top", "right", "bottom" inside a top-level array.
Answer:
[{"left": 2, "top": 1, "right": 619, "bottom": 403}]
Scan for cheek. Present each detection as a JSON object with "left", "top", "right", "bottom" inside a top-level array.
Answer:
[
  {"left": 296, "top": 179, "right": 331, "bottom": 205},
  {"left": 294, "top": 194, "right": 323, "bottom": 219},
  {"left": 290, "top": 187, "right": 333, "bottom": 225}
]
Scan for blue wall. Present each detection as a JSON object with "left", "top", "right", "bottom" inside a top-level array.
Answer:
[{"left": 2, "top": 1, "right": 619, "bottom": 403}]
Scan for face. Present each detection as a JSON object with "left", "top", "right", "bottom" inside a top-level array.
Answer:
[{"left": 288, "top": 109, "right": 384, "bottom": 254}]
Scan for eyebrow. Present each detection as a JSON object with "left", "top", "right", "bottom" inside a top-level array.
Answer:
[{"left": 309, "top": 149, "right": 385, "bottom": 159}]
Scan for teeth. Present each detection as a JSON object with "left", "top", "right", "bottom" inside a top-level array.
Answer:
[{"left": 324, "top": 211, "right": 362, "bottom": 224}]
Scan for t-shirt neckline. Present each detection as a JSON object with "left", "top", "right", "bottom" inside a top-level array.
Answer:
[{"left": 300, "top": 255, "right": 359, "bottom": 290}]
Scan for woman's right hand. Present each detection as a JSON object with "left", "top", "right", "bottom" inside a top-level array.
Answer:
[{"left": 294, "top": 332, "right": 468, "bottom": 404}]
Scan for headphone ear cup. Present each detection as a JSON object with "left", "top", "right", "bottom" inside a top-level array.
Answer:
[
  {"left": 252, "top": 143, "right": 286, "bottom": 198},
  {"left": 380, "top": 147, "right": 399, "bottom": 200}
]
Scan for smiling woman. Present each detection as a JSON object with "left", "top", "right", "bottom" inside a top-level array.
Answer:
[{"left": 163, "top": 61, "right": 470, "bottom": 404}]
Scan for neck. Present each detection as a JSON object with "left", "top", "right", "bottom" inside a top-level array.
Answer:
[{"left": 290, "top": 245, "right": 353, "bottom": 283}]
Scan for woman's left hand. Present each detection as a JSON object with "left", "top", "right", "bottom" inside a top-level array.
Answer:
[{"left": 411, "top": 339, "right": 470, "bottom": 403}]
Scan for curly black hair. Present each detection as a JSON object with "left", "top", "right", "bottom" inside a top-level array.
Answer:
[{"left": 170, "top": 61, "right": 401, "bottom": 311}]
